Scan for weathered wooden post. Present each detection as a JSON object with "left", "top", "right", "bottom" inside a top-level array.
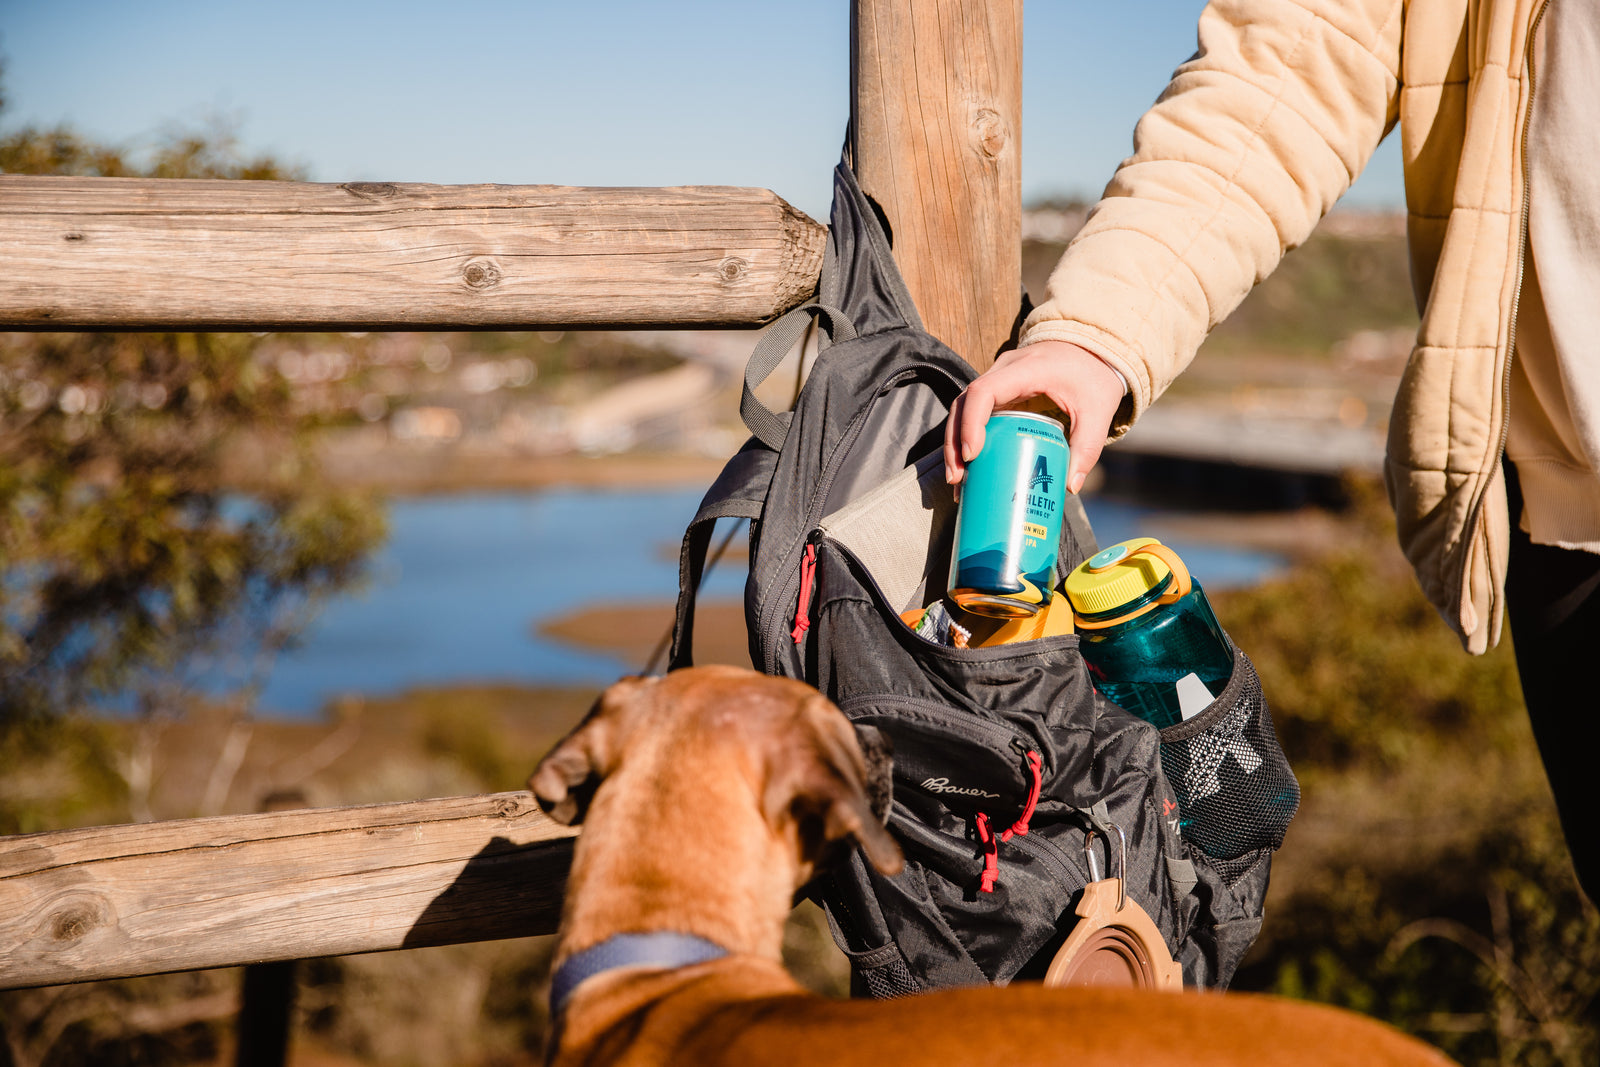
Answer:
[
  {"left": 234, "top": 790, "right": 308, "bottom": 1067},
  {"left": 851, "top": 0, "right": 1024, "bottom": 370}
]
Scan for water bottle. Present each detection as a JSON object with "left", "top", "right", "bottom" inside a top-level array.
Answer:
[{"left": 1063, "top": 538, "right": 1233, "bottom": 729}]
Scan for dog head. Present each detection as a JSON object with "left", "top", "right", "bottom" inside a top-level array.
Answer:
[{"left": 529, "top": 667, "right": 902, "bottom": 880}]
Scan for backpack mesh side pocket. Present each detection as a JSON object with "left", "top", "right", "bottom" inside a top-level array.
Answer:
[
  {"left": 846, "top": 943, "right": 923, "bottom": 1000},
  {"left": 1157, "top": 650, "right": 1298, "bottom": 863}
]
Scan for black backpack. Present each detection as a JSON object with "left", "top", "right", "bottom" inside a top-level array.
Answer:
[{"left": 669, "top": 158, "right": 1298, "bottom": 995}]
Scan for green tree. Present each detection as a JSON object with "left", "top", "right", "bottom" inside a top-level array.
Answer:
[{"left": 0, "top": 87, "right": 382, "bottom": 724}]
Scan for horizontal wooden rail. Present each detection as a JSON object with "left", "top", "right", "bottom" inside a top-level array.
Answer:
[
  {"left": 0, "top": 792, "right": 576, "bottom": 990},
  {"left": 0, "top": 177, "right": 826, "bottom": 331}
]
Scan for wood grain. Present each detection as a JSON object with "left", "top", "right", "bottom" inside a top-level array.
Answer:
[
  {"left": 0, "top": 792, "right": 577, "bottom": 989},
  {"left": 851, "top": 0, "right": 1023, "bottom": 370},
  {"left": 0, "top": 178, "right": 826, "bottom": 331}
]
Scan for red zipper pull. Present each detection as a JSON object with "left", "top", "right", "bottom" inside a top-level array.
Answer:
[
  {"left": 790, "top": 542, "right": 818, "bottom": 644},
  {"left": 975, "top": 812, "right": 1000, "bottom": 893},
  {"left": 1001, "top": 750, "right": 1043, "bottom": 841}
]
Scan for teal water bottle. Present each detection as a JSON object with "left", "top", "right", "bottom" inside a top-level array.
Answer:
[{"left": 1063, "top": 538, "right": 1233, "bottom": 730}]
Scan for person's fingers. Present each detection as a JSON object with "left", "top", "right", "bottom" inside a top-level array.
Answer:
[
  {"left": 945, "top": 383, "right": 995, "bottom": 485},
  {"left": 956, "top": 381, "right": 996, "bottom": 476},
  {"left": 945, "top": 339, "right": 1127, "bottom": 489},
  {"left": 961, "top": 387, "right": 994, "bottom": 463},
  {"left": 943, "top": 391, "right": 966, "bottom": 484}
]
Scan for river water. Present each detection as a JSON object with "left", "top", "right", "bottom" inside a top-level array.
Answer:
[{"left": 248, "top": 488, "right": 1282, "bottom": 716}]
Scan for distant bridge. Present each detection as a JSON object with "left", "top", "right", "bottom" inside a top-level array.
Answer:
[{"left": 1101, "top": 401, "right": 1387, "bottom": 510}]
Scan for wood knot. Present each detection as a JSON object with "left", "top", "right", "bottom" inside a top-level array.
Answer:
[
  {"left": 62, "top": 232, "right": 86, "bottom": 242},
  {"left": 492, "top": 796, "right": 523, "bottom": 817},
  {"left": 716, "top": 256, "right": 750, "bottom": 285},
  {"left": 50, "top": 899, "right": 109, "bottom": 942},
  {"left": 461, "top": 258, "right": 503, "bottom": 291},
  {"left": 971, "top": 108, "right": 1009, "bottom": 159},
  {"left": 341, "top": 182, "right": 400, "bottom": 200}
]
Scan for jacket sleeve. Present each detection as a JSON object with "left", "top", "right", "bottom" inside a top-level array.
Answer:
[{"left": 1021, "top": 0, "right": 1403, "bottom": 434}]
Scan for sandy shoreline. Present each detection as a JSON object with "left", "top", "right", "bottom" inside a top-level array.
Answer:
[
  {"left": 538, "top": 598, "right": 753, "bottom": 673},
  {"left": 312, "top": 441, "right": 733, "bottom": 496}
]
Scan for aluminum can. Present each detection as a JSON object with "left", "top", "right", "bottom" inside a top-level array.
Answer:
[{"left": 948, "top": 412, "right": 1069, "bottom": 617}]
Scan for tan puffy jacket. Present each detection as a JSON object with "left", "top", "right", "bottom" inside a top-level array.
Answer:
[{"left": 1022, "top": 0, "right": 1546, "bottom": 653}]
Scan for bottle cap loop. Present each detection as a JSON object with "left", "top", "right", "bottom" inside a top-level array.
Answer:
[{"left": 1065, "top": 537, "right": 1192, "bottom": 629}]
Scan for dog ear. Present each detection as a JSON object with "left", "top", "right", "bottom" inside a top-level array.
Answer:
[
  {"left": 819, "top": 774, "right": 904, "bottom": 876},
  {"left": 528, "top": 675, "right": 654, "bottom": 825},
  {"left": 852, "top": 724, "right": 895, "bottom": 825},
  {"left": 768, "top": 697, "right": 904, "bottom": 876}
]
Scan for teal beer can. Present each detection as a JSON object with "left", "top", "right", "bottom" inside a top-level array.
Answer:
[{"left": 949, "top": 412, "right": 1069, "bottom": 617}]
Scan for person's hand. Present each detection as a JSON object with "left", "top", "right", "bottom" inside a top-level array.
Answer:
[{"left": 943, "top": 340, "right": 1126, "bottom": 495}]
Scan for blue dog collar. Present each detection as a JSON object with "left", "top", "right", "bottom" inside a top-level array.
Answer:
[{"left": 550, "top": 932, "right": 729, "bottom": 1017}]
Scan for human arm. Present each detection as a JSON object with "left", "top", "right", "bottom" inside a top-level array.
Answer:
[{"left": 945, "top": 0, "right": 1404, "bottom": 488}]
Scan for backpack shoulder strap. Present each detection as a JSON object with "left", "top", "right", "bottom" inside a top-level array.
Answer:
[
  {"left": 738, "top": 152, "right": 939, "bottom": 451},
  {"left": 740, "top": 302, "right": 857, "bottom": 451},
  {"left": 668, "top": 439, "right": 779, "bottom": 670}
]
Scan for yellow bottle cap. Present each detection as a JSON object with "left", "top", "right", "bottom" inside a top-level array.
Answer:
[{"left": 1063, "top": 538, "right": 1177, "bottom": 617}]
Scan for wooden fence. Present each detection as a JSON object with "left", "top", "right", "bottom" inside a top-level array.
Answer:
[
  {"left": 0, "top": 0, "right": 1021, "bottom": 993},
  {"left": 0, "top": 794, "right": 575, "bottom": 989},
  {"left": 0, "top": 180, "right": 825, "bottom": 332}
]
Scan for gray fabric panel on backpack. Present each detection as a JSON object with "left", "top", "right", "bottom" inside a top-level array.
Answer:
[
  {"left": 746, "top": 330, "right": 971, "bottom": 679},
  {"left": 820, "top": 450, "right": 956, "bottom": 615},
  {"left": 822, "top": 383, "right": 950, "bottom": 516}
]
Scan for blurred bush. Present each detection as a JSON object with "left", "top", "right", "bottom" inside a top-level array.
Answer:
[
  {"left": 1217, "top": 478, "right": 1598, "bottom": 1067},
  {"left": 0, "top": 84, "right": 387, "bottom": 1067},
  {"left": 1216, "top": 479, "right": 1527, "bottom": 775},
  {"left": 0, "top": 329, "right": 385, "bottom": 723},
  {"left": 0, "top": 83, "right": 384, "bottom": 727}
]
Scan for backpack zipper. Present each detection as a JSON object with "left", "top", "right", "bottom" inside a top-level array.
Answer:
[
  {"left": 837, "top": 692, "right": 1027, "bottom": 746},
  {"left": 975, "top": 750, "right": 1053, "bottom": 893},
  {"left": 1002, "top": 817, "right": 1090, "bottom": 889},
  {"left": 790, "top": 540, "right": 819, "bottom": 644}
]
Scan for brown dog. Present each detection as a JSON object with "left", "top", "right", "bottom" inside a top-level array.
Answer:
[{"left": 530, "top": 666, "right": 1453, "bottom": 1067}]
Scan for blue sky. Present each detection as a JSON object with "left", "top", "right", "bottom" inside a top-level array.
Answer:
[{"left": 0, "top": 0, "right": 1403, "bottom": 220}]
